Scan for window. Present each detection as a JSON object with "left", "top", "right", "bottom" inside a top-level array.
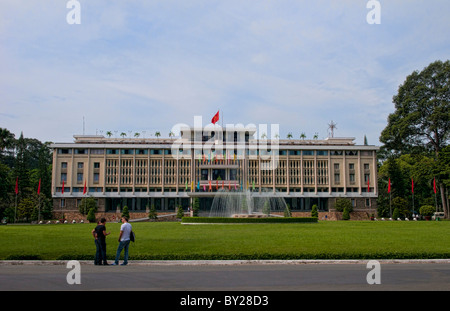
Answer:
[
  {"left": 330, "top": 150, "right": 343, "bottom": 156},
  {"left": 94, "top": 162, "right": 100, "bottom": 169},
  {"left": 345, "top": 150, "right": 358, "bottom": 156},
  {"left": 75, "top": 149, "right": 87, "bottom": 154},
  {"left": 349, "top": 163, "right": 354, "bottom": 170},
  {"left": 121, "top": 149, "right": 134, "bottom": 155},
  {"left": 61, "top": 173, "right": 67, "bottom": 182},
  {"left": 58, "top": 148, "right": 72, "bottom": 154},
  {"left": 77, "top": 162, "right": 84, "bottom": 169},
  {"left": 136, "top": 149, "right": 148, "bottom": 155},
  {"left": 61, "top": 162, "right": 68, "bottom": 169},
  {"left": 93, "top": 173, "right": 100, "bottom": 183},
  {"left": 364, "top": 163, "right": 370, "bottom": 170},
  {"left": 90, "top": 149, "right": 104, "bottom": 154},
  {"left": 334, "top": 163, "right": 339, "bottom": 170},
  {"left": 201, "top": 169, "right": 208, "bottom": 181},
  {"left": 77, "top": 173, "right": 83, "bottom": 183},
  {"left": 302, "top": 150, "right": 314, "bottom": 156},
  {"left": 334, "top": 173, "right": 340, "bottom": 183},
  {"left": 349, "top": 173, "right": 355, "bottom": 183},
  {"left": 107, "top": 149, "right": 119, "bottom": 154},
  {"left": 316, "top": 150, "right": 328, "bottom": 156}
]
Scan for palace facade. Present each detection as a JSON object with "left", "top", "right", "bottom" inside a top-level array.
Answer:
[{"left": 51, "top": 126, "right": 379, "bottom": 219}]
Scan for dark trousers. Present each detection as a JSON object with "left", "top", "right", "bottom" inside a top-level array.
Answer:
[{"left": 94, "top": 239, "right": 107, "bottom": 265}]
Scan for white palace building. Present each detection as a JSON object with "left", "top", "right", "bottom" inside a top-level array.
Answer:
[{"left": 50, "top": 122, "right": 379, "bottom": 220}]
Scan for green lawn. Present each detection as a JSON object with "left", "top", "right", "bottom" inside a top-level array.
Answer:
[{"left": 1, "top": 221, "right": 450, "bottom": 260}]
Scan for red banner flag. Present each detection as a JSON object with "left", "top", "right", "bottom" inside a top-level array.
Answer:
[
  {"left": 433, "top": 178, "right": 437, "bottom": 194},
  {"left": 367, "top": 179, "right": 370, "bottom": 192},
  {"left": 211, "top": 110, "right": 219, "bottom": 124},
  {"left": 15, "top": 177, "right": 18, "bottom": 195},
  {"left": 62, "top": 180, "right": 65, "bottom": 194},
  {"left": 83, "top": 180, "right": 87, "bottom": 195},
  {"left": 388, "top": 178, "right": 391, "bottom": 193},
  {"left": 37, "top": 179, "right": 41, "bottom": 195},
  {"left": 411, "top": 178, "right": 414, "bottom": 193}
]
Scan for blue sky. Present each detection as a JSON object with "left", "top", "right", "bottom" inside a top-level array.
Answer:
[{"left": 1, "top": 0, "right": 449, "bottom": 145}]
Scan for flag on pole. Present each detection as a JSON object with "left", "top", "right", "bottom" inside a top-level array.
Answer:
[
  {"left": 37, "top": 179, "right": 41, "bottom": 195},
  {"left": 185, "top": 181, "right": 188, "bottom": 191},
  {"left": 211, "top": 110, "right": 219, "bottom": 124},
  {"left": 388, "top": 178, "right": 391, "bottom": 193},
  {"left": 209, "top": 180, "right": 212, "bottom": 192},
  {"left": 83, "top": 180, "right": 87, "bottom": 195},
  {"left": 15, "top": 177, "right": 18, "bottom": 195},
  {"left": 197, "top": 181, "right": 200, "bottom": 191},
  {"left": 367, "top": 179, "right": 370, "bottom": 192},
  {"left": 411, "top": 178, "right": 414, "bottom": 193},
  {"left": 433, "top": 178, "right": 437, "bottom": 194},
  {"left": 62, "top": 180, "right": 65, "bottom": 194}
]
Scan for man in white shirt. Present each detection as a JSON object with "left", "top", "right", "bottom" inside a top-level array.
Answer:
[{"left": 112, "top": 216, "right": 132, "bottom": 266}]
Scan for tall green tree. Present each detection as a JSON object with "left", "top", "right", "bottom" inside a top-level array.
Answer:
[{"left": 380, "top": 60, "right": 450, "bottom": 217}]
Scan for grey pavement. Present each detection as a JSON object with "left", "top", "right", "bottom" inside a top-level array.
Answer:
[{"left": 1, "top": 259, "right": 450, "bottom": 291}]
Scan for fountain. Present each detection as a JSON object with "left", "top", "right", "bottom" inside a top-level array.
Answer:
[{"left": 209, "top": 188, "right": 288, "bottom": 218}]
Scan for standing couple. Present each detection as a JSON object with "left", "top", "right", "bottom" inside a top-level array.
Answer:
[{"left": 92, "top": 216, "right": 132, "bottom": 266}]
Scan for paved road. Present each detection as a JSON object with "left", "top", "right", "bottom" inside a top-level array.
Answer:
[{"left": 1, "top": 260, "right": 449, "bottom": 292}]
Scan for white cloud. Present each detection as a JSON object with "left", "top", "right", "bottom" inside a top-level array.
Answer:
[{"left": 1, "top": 0, "right": 449, "bottom": 146}]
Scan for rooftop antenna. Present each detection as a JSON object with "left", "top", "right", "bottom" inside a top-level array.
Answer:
[{"left": 328, "top": 120, "right": 337, "bottom": 138}]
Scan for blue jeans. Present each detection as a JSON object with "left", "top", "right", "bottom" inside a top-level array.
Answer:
[
  {"left": 95, "top": 239, "right": 107, "bottom": 265},
  {"left": 114, "top": 240, "right": 130, "bottom": 265}
]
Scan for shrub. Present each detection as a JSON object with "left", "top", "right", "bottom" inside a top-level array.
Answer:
[
  {"left": 335, "top": 198, "right": 352, "bottom": 212},
  {"left": 284, "top": 204, "right": 292, "bottom": 217},
  {"left": 342, "top": 207, "right": 350, "bottom": 220},
  {"left": 87, "top": 208, "right": 96, "bottom": 223},
  {"left": 176, "top": 206, "right": 184, "bottom": 219},
  {"left": 419, "top": 205, "right": 435, "bottom": 217},
  {"left": 181, "top": 217, "right": 318, "bottom": 224},
  {"left": 78, "top": 197, "right": 97, "bottom": 215},
  {"left": 192, "top": 198, "right": 200, "bottom": 217},
  {"left": 148, "top": 205, "right": 157, "bottom": 220},
  {"left": 392, "top": 208, "right": 400, "bottom": 220},
  {"left": 311, "top": 204, "right": 318, "bottom": 218},
  {"left": 122, "top": 206, "right": 130, "bottom": 219}
]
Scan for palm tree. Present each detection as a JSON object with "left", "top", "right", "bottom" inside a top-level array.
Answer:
[
  {"left": 300, "top": 133, "right": 306, "bottom": 140},
  {"left": 287, "top": 133, "right": 293, "bottom": 139},
  {"left": 120, "top": 132, "right": 126, "bottom": 138},
  {"left": 155, "top": 131, "right": 161, "bottom": 138},
  {"left": 106, "top": 131, "right": 112, "bottom": 138},
  {"left": 134, "top": 132, "right": 140, "bottom": 138},
  {"left": 313, "top": 132, "right": 319, "bottom": 140},
  {"left": 169, "top": 131, "right": 175, "bottom": 139}
]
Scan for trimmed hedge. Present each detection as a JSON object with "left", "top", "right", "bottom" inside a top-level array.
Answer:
[
  {"left": 181, "top": 217, "right": 318, "bottom": 224},
  {"left": 53, "top": 252, "right": 450, "bottom": 261}
]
